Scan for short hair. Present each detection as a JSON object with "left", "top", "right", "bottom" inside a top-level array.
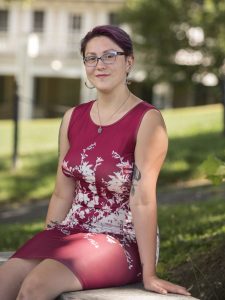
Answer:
[{"left": 80, "top": 25, "right": 133, "bottom": 57}]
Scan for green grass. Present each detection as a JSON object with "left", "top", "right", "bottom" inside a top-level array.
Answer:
[
  {"left": 0, "top": 221, "right": 44, "bottom": 251},
  {"left": 163, "top": 104, "right": 223, "bottom": 137},
  {"left": 157, "top": 196, "right": 225, "bottom": 277},
  {"left": 160, "top": 104, "right": 225, "bottom": 185},
  {"left": 0, "top": 119, "right": 60, "bottom": 206}
]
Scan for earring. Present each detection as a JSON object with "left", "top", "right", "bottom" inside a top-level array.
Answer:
[
  {"left": 125, "top": 74, "right": 131, "bottom": 85},
  {"left": 85, "top": 81, "right": 95, "bottom": 89}
]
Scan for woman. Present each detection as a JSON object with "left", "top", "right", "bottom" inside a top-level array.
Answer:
[{"left": 0, "top": 25, "right": 191, "bottom": 299}]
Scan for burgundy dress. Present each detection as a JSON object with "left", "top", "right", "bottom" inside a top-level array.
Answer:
[{"left": 11, "top": 100, "right": 159, "bottom": 289}]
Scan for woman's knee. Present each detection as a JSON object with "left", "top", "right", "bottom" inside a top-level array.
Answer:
[{"left": 17, "top": 275, "right": 46, "bottom": 300}]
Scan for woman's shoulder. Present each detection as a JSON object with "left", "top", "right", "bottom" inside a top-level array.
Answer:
[
  {"left": 63, "top": 100, "right": 94, "bottom": 121},
  {"left": 137, "top": 99, "right": 159, "bottom": 112},
  {"left": 136, "top": 100, "right": 166, "bottom": 135}
]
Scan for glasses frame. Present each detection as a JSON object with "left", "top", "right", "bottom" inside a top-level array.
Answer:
[{"left": 83, "top": 50, "right": 125, "bottom": 67}]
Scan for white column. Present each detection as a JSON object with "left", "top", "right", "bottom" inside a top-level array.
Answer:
[
  {"left": 21, "top": 7, "right": 32, "bottom": 33},
  {"left": 8, "top": 4, "right": 19, "bottom": 50},
  {"left": 19, "top": 72, "right": 34, "bottom": 119},
  {"left": 79, "top": 11, "right": 97, "bottom": 103},
  {"left": 16, "top": 34, "right": 34, "bottom": 119},
  {"left": 57, "top": 9, "right": 69, "bottom": 56},
  {"left": 43, "top": 9, "right": 55, "bottom": 55},
  {"left": 95, "top": 10, "right": 108, "bottom": 26},
  {"left": 81, "top": 11, "right": 94, "bottom": 34}
]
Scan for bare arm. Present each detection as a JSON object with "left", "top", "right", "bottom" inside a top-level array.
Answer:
[
  {"left": 45, "top": 108, "right": 76, "bottom": 228},
  {"left": 130, "top": 109, "right": 190, "bottom": 296}
]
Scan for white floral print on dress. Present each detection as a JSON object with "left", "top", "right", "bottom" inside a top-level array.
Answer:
[{"left": 60, "top": 143, "right": 159, "bottom": 269}]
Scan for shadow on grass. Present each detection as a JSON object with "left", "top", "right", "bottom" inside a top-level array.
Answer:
[
  {"left": 0, "top": 131, "right": 224, "bottom": 206},
  {"left": 0, "top": 157, "right": 11, "bottom": 171},
  {"left": 159, "top": 197, "right": 225, "bottom": 300},
  {"left": 0, "top": 151, "right": 58, "bottom": 206},
  {"left": 157, "top": 197, "right": 225, "bottom": 277},
  {"left": 159, "top": 131, "right": 225, "bottom": 186},
  {"left": 0, "top": 221, "right": 44, "bottom": 251}
]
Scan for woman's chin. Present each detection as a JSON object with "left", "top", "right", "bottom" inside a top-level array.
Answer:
[{"left": 95, "top": 83, "right": 112, "bottom": 93}]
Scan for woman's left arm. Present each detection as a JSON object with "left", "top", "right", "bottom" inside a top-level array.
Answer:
[{"left": 130, "top": 109, "right": 190, "bottom": 296}]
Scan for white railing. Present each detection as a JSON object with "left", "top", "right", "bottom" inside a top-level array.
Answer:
[{"left": 0, "top": 32, "right": 82, "bottom": 59}]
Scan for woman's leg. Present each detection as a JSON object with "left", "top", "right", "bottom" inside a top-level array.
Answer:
[
  {"left": 17, "top": 258, "right": 83, "bottom": 300},
  {"left": 0, "top": 258, "right": 41, "bottom": 300},
  {"left": 66, "top": 233, "right": 142, "bottom": 289}
]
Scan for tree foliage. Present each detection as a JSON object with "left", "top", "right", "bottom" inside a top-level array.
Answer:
[
  {"left": 120, "top": 0, "right": 225, "bottom": 84},
  {"left": 200, "top": 154, "right": 225, "bottom": 185}
]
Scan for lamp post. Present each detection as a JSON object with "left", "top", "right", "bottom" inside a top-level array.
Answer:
[
  {"left": 12, "top": 79, "right": 19, "bottom": 169},
  {"left": 12, "top": 33, "right": 39, "bottom": 169}
]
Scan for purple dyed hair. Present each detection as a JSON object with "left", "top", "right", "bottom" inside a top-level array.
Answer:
[{"left": 80, "top": 25, "right": 133, "bottom": 57}]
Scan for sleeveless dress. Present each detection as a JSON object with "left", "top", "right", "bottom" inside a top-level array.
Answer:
[{"left": 11, "top": 100, "right": 160, "bottom": 290}]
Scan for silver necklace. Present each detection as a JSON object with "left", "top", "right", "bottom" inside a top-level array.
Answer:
[{"left": 96, "top": 91, "right": 131, "bottom": 134}]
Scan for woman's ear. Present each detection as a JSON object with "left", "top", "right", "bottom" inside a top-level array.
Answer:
[{"left": 126, "top": 55, "right": 134, "bottom": 73}]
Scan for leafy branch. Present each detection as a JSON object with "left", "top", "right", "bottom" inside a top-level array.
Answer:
[{"left": 200, "top": 154, "right": 225, "bottom": 185}]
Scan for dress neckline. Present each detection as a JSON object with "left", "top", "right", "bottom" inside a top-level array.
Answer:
[{"left": 88, "top": 99, "right": 143, "bottom": 128}]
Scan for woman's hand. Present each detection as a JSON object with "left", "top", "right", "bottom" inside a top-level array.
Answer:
[{"left": 143, "top": 275, "right": 191, "bottom": 296}]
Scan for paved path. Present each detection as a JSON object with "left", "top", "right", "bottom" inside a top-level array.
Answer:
[
  {"left": 0, "top": 199, "right": 49, "bottom": 224},
  {"left": 0, "top": 183, "right": 224, "bottom": 224}
]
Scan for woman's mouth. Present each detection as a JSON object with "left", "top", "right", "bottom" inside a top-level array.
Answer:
[{"left": 96, "top": 74, "right": 110, "bottom": 78}]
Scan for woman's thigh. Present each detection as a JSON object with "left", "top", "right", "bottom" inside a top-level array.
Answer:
[
  {"left": 0, "top": 258, "right": 41, "bottom": 300},
  {"left": 17, "top": 258, "right": 83, "bottom": 300},
  {"left": 63, "top": 233, "right": 142, "bottom": 290}
]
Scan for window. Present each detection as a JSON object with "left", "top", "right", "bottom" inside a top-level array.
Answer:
[
  {"left": 69, "top": 14, "right": 82, "bottom": 31},
  {"left": 33, "top": 11, "right": 45, "bottom": 33},
  {"left": 108, "top": 12, "right": 119, "bottom": 26},
  {"left": 0, "top": 10, "right": 8, "bottom": 32}
]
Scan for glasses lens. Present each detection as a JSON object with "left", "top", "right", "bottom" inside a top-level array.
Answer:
[
  {"left": 102, "top": 52, "right": 116, "bottom": 64},
  {"left": 84, "top": 56, "right": 97, "bottom": 66}
]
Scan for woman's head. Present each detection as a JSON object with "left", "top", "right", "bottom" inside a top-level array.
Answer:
[
  {"left": 80, "top": 25, "right": 133, "bottom": 58},
  {"left": 81, "top": 25, "right": 134, "bottom": 92}
]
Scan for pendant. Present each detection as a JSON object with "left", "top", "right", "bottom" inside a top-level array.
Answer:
[{"left": 98, "top": 126, "right": 103, "bottom": 134}]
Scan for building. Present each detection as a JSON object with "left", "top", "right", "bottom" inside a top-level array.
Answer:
[{"left": 0, "top": 0, "right": 125, "bottom": 119}]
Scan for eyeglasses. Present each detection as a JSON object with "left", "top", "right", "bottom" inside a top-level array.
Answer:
[{"left": 83, "top": 50, "right": 125, "bottom": 67}]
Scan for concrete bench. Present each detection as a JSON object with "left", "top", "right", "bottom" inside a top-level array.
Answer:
[{"left": 0, "top": 252, "right": 199, "bottom": 300}]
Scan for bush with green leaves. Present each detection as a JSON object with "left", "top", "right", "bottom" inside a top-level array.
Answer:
[{"left": 200, "top": 154, "right": 225, "bottom": 185}]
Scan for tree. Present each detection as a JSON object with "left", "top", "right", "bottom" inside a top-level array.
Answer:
[{"left": 120, "top": 0, "right": 225, "bottom": 134}]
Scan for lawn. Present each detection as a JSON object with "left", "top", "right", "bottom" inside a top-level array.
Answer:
[{"left": 0, "top": 119, "right": 60, "bottom": 206}]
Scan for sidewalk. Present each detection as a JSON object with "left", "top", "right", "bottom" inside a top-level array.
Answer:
[{"left": 0, "top": 183, "right": 224, "bottom": 224}]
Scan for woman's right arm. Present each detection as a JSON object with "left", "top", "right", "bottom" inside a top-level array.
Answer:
[{"left": 45, "top": 107, "right": 76, "bottom": 228}]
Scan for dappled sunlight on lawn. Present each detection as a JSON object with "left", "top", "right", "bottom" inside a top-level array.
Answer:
[
  {"left": 158, "top": 197, "right": 225, "bottom": 271},
  {"left": 0, "top": 151, "right": 57, "bottom": 205}
]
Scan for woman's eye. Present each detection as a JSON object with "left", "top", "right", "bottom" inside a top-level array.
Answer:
[
  {"left": 105, "top": 53, "right": 115, "bottom": 59},
  {"left": 86, "top": 56, "right": 96, "bottom": 62}
]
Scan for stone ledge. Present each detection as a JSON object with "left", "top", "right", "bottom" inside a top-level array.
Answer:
[
  {"left": 59, "top": 283, "right": 198, "bottom": 300},
  {"left": 0, "top": 252, "right": 199, "bottom": 300},
  {"left": 0, "top": 251, "right": 14, "bottom": 262}
]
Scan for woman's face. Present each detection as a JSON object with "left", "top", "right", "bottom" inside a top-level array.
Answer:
[{"left": 84, "top": 36, "right": 133, "bottom": 92}]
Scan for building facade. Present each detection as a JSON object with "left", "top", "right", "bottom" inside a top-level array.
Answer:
[{"left": 0, "top": 0, "right": 125, "bottom": 119}]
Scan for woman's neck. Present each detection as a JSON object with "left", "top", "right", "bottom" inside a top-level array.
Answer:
[{"left": 96, "top": 86, "right": 131, "bottom": 110}]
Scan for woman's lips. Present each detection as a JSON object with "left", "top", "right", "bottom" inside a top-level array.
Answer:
[{"left": 95, "top": 74, "right": 109, "bottom": 78}]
